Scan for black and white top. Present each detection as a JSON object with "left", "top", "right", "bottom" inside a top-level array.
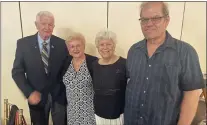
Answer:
[{"left": 63, "top": 60, "right": 96, "bottom": 125}]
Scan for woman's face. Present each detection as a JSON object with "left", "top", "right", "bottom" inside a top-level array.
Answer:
[
  {"left": 67, "top": 40, "right": 85, "bottom": 58},
  {"left": 97, "top": 39, "right": 115, "bottom": 59}
]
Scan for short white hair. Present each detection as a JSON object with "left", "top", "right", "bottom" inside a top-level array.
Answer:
[
  {"left": 36, "top": 11, "right": 54, "bottom": 23},
  {"left": 95, "top": 30, "right": 117, "bottom": 46},
  {"left": 65, "top": 32, "right": 86, "bottom": 46}
]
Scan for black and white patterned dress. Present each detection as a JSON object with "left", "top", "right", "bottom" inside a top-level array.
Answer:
[{"left": 63, "top": 60, "right": 96, "bottom": 125}]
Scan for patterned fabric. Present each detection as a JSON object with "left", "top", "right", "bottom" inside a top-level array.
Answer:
[
  {"left": 95, "top": 114, "right": 124, "bottom": 125},
  {"left": 63, "top": 60, "right": 96, "bottom": 125},
  {"left": 41, "top": 41, "right": 49, "bottom": 74}
]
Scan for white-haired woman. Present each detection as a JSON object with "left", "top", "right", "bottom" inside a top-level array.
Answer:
[
  {"left": 92, "top": 30, "right": 127, "bottom": 125},
  {"left": 62, "top": 32, "right": 97, "bottom": 125}
]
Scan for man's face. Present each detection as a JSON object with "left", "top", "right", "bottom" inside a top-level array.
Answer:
[
  {"left": 35, "top": 16, "right": 54, "bottom": 40},
  {"left": 140, "top": 3, "right": 170, "bottom": 40}
]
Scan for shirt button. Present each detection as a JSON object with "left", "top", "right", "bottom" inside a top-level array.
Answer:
[
  {"left": 140, "top": 116, "right": 143, "bottom": 119},
  {"left": 144, "top": 91, "right": 146, "bottom": 93},
  {"left": 141, "top": 104, "right": 144, "bottom": 106},
  {"left": 149, "top": 65, "right": 151, "bottom": 67},
  {"left": 146, "top": 77, "right": 149, "bottom": 80}
]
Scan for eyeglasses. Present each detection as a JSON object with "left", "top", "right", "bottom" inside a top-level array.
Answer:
[
  {"left": 68, "top": 44, "right": 82, "bottom": 50},
  {"left": 139, "top": 15, "right": 168, "bottom": 25}
]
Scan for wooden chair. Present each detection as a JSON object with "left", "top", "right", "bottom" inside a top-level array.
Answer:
[
  {"left": 200, "top": 88, "right": 206, "bottom": 103},
  {"left": 200, "top": 78, "right": 207, "bottom": 106},
  {"left": 4, "top": 99, "right": 26, "bottom": 125}
]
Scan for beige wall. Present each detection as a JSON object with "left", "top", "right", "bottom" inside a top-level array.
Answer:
[
  {"left": 20, "top": 2, "right": 107, "bottom": 56},
  {"left": 181, "top": 2, "right": 206, "bottom": 74},
  {"left": 1, "top": 2, "right": 206, "bottom": 125},
  {"left": 108, "top": 2, "right": 185, "bottom": 58},
  {"left": 1, "top": 2, "right": 30, "bottom": 124}
]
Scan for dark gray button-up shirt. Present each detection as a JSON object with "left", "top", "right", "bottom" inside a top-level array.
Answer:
[{"left": 124, "top": 31, "right": 205, "bottom": 125}]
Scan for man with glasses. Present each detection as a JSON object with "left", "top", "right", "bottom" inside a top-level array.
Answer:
[{"left": 124, "top": 2, "right": 205, "bottom": 125}]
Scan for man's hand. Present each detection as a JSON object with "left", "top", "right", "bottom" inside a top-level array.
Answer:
[{"left": 28, "top": 91, "right": 41, "bottom": 105}]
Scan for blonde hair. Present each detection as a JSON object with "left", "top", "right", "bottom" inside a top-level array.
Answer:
[
  {"left": 65, "top": 32, "right": 86, "bottom": 45},
  {"left": 140, "top": 2, "right": 169, "bottom": 17},
  {"left": 95, "top": 30, "right": 117, "bottom": 47}
]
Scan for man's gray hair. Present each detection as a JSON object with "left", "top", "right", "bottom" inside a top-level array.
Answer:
[
  {"left": 95, "top": 30, "right": 117, "bottom": 47},
  {"left": 36, "top": 11, "right": 54, "bottom": 23},
  {"left": 140, "top": 2, "right": 169, "bottom": 17}
]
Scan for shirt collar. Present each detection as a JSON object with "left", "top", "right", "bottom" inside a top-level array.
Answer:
[
  {"left": 37, "top": 32, "right": 51, "bottom": 45},
  {"left": 134, "top": 31, "right": 176, "bottom": 50}
]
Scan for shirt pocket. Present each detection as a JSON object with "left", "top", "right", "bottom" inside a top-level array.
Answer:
[
  {"left": 164, "top": 64, "right": 179, "bottom": 84},
  {"left": 162, "top": 64, "right": 179, "bottom": 100}
]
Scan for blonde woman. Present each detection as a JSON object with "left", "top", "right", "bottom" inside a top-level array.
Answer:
[
  {"left": 92, "top": 30, "right": 127, "bottom": 125},
  {"left": 62, "top": 32, "right": 97, "bottom": 125}
]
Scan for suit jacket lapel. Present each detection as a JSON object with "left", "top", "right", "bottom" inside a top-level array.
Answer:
[
  {"left": 47, "top": 35, "right": 55, "bottom": 76},
  {"left": 30, "top": 33, "right": 46, "bottom": 75}
]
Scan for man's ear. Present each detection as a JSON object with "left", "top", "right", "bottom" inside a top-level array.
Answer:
[
  {"left": 35, "top": 21, "right": 38, "bottom": 29},
  {"left": 166, "top": 16, "right": 170, "bottom": 26},
  {"left": 164, "top": 16, "right": 170, "bottom": 28}
]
